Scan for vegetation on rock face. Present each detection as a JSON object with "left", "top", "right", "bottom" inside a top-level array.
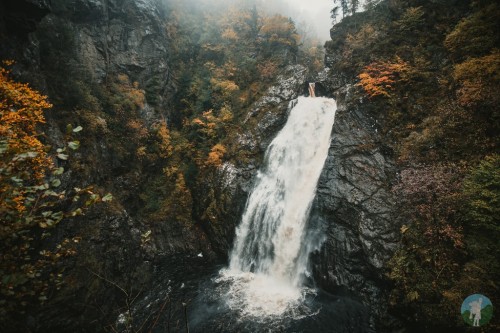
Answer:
[
  {"left": 2, "top": 0, "right": 324, "bottom": 329},
  {"left": 327, "top": 0, "right": 499, "bottom": 330},
  {"left": 153, "top": 0, "right": 324, "bottom": 234},
  {"left": 0, "top": 61, "right": 110, "bottom": 320}
]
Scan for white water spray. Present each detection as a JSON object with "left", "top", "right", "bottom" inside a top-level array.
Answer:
[{"left": 220, "top": 95, "right": 337, "bottom": 318}]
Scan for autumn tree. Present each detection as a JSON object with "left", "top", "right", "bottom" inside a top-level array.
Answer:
[
  {"left": 258, "top": 14, "right": 300, "bottom": 64},
  {"left": 0, "top": 62, "right": 110, "bottom": 319},
  {"left": 357, "top": 57, "right": 410, "bottom": 98},
  {"left": 452, "top": 51, "right": 500, "bottom": 109},
  {"left": 444, "top": 1, "right": 500, "bottom": 62}
]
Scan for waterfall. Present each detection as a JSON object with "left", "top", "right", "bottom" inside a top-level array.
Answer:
[{"left": 219, "top": 96, "right": 337, "bottom": 318}]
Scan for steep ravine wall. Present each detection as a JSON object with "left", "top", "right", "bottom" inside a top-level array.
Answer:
[
  {"left": 1, "top": 0, "right": 217, "bottom": 331},
  {"left": 311, "top": 76, "right": 400, "bottom": 329}
]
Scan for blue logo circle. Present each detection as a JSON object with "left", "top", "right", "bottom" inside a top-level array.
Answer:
[{"left": 461, "top": 294, "right": 493, "bottom": 327}]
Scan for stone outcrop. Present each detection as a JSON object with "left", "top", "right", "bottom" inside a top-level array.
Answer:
[
  {"left": 0, "top": 0, "right": 50, "bottom": 36},
  {"left": 52, "top": 0, "right": 173, "bottom": 107},
  {"left": 310, "top": 82, "right": 399, "bottom": 326}
]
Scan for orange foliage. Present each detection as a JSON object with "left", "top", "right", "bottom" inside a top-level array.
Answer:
[
  {"left": 113, "top": 74, "right": 145, "bottom": 110},
  {"left": 206, "top": 143, "right": 226, "bottom": 167},
  {"left": 210, "top": 77, "right": 239, "bottom": 96},
  {"left": 0, "top": 62, "right": 53, "bottom": 218},
  {"left": 453, "top": 51, "right": 500, "bottom": 107},
  {"left": 1, "top": 62, "right": 111, "bottom": 315},
  {"left": 357, "top": 57, "right": 410, "bottom": 98},
  {"left": 126, "top": 119, "right": 148, "bottom": 140},
  {"left": 221, "top": 27, "right": 238, "bottom": 40},
  {"left": 154, "top": 121, "right": 174, "bottom": 158},
  {"left": 191, "top": 110, "right": 218, "bottom": 139},
  {"left": 205, "top": 61, "right": 239, "bottom": 97},
  {"left": 257, "top": 60, "right": 278, "bottom": 79},
  {"left": 260, "top": 15, "right": 301, "bottom": 46}
]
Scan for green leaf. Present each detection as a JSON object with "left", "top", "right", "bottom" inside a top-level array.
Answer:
[
  {"left": 42, "top": 211, "right": 53, "bottom": 217},
  {"left": 56, "top": 147, "right": 66, "bottom": 153},
  {"left": 10, "top": 176, "right": 23, "bottom": 184},
  {"left": 14, "top": 151, "right": 38, "bottom": 160},
  {"left": 0, "top": 141, "right": 8, "bottom": 154},
  {"left": 73, "top": 126, "right": 83, "bottom": 133},
  {"left": 407, "top": 290, "right": 420, "bottom": 301},
  {"left": 26, "top": 152, "right": 38, "bottom": 158},
  {"left": 53, "top": 167, "right": 64, "bottom": 175},
  {"left": 51, "top": 179, "right": 61, "bottom": 188},
  {"left": 102, "top": 193, "right": 113, "bottom": 202},
  {"left": 71, "top": 208, "right": 83, "bottom": 216},
  {"left": 2, "top": 275, "right": 11, "bottom": 285},
  {"left": 68, "top": 141, "right": 80, "bottom": 150},
  {"left": 57, "top": 153, "right": 69, "bottom": 160},
  {"left": 43, "top": 190, "right": 59, "bottom": 197},
  {"left": 51, "top": 211, "right": 64, "bottom": 222}
]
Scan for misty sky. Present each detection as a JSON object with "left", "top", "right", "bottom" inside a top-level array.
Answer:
[
  {"left": 259, "top": 0, "right": 334, "bottom": 41},
  {"left": 284, "top": 0, "right": 333, "bottom": 41}
]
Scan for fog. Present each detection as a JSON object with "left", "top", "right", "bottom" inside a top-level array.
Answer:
[
  {"left": 258, "top": 0, "right": 333, "bottom": 41},
  {"left": 163, "top": 0, "right": 335, "bottom": 42}
]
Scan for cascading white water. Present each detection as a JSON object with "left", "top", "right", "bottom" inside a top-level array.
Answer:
[{"left": 218, "top": 96, "right": 337, "bottom": 319}]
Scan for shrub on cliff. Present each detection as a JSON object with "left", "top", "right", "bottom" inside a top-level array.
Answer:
[{"left": 0, "top": 62, "right": 110, "bottom": 320}]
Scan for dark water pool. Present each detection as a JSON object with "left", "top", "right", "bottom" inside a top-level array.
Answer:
[{"left": 133, "top": 262, "right": 373, "bottom": 333}]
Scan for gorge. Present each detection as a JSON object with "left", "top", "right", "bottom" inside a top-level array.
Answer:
[{"left": 1, "top": 0, "right": 498, "bottom": 332}]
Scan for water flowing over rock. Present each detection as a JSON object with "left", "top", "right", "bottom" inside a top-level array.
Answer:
[
  {"left": 200, "top": 64, "right": 309, "bottom": 256},
  {"left": 230, "top": 97, "right": 336, "bottom": 284}
]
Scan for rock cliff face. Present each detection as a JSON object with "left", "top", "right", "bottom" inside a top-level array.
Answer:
[
  {"left": 0, "top": 0, "right": 50, "bottom": 36},
  {"left": 58, "top": 0, "right": 173, "bottom": 102},
  {"left": 311, "top": 79, "right": 399, "bottom": 327}
]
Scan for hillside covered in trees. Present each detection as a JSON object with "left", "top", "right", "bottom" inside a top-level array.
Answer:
[
  {"left": 0, "top": 0, "right": 498, "bottom": 332},
  {"left": 324, "top": 0, "right": 499, "bottom": 331}
]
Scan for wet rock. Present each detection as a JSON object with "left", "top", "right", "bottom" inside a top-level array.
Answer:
[
  {"left": 310, "top": 82, "right": 400, "bottom": 327},
  {"left": 0, "top": 0, "right": 50, "bottom": 36}
]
